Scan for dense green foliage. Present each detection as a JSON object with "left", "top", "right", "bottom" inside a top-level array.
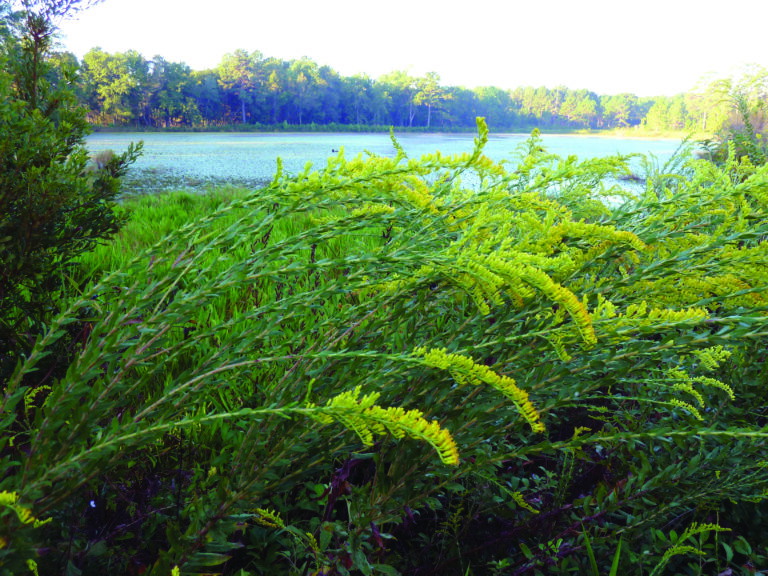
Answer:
[
  {"left": 67, "top": 46, "right": 766, "bottom": 133},
  {"left": 3, "top": 118, "right": 768, "bottom": 575},
  {"left": 700, "top": 90, "right": 767, "bottom": 170},
  {"left": 0, "top": 0, "right": 140, "bottom": 382}
]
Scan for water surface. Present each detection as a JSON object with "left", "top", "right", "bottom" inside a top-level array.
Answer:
[{"left": 86, "top": 132, "right": 684, "bottom": 194}]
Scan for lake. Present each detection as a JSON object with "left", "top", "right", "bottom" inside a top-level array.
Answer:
[{"left": 86, "top": 132, "right": 686, "bottom": 194}]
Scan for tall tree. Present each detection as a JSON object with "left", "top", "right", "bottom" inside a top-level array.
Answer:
[
  {"left": 80, "top": 48, "right": 149, "bottom": 125},
  {"left": 474, "top": 86, "right": 511, "bottom": 128},
  {"left": 190, "top": 69, "right": 223, "bottom": 126},
  {"left": 315, "top": 64, "right": 340, "bottom": 123},
  {"left": 288, "top": 57, "right": 320, "bottom": 125},
  {"left": 217, "top": 49, "right": 264, "bottom": 124},
  {"left": 414, "top": 71, "right": 449, "bottom": 129},
  {"left": 643, "top": 96, "right": 669, "bottom": 131},
  {"left": 367, "top": 80, "right": 390, "bottom": 125},
  {"left": 559, "top": 90, "right": 581, "bottom": 126},
  {"left": 263, "top": 57, "right": 289, "bottom": 124},
  {"left": 344, "top": 73, "right": 373, "bottom": 124},
  {"left": 574, "top": 93, "right": 600, "bottom": 128},
  {"left": 150, "top": 56, "right": 196, "bottom": 127},
  {"left": 602, "top": 93, "right": 640, "bottom": 128},
  {"left": 667, "top": 95, "right": 687, "bottom": 130},
  {"left": 448, "top": 86, "right": 479, "bottom": 128},
  {"left": 379, "top": 70, "right": 418, "bottom": 126}
]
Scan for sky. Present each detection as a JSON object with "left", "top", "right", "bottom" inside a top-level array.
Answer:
[{"left": 55, "top": 0, "right": 768, "bottom": 96}]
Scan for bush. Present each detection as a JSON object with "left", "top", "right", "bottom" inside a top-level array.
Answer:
[
  {"left": 0, "top": 3, "right": 140, "bottom": 382},
  {"left": 699, "top": 90, "right": 767, "bottom": 176}
]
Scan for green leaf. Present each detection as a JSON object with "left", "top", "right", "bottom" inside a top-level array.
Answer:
[
  {"left": 86, "top": 540, "right": 108, "bottom": 558},
  {"left": 733, "top": 537, "right": 751, "bottom": 556},
  {"left": 351, "top": 548, "right": 373, "bottom": 576},
  {"left": 520, "top": 542, "right": 534, "bottom": 560},
  {"left": 721, "top": 541, "right": 734, "bottom": 563},
  {"left": 166, "top": 523, "right": 182, "bottom": 553},
  {"left": 609, "top": 537, "right": 622, "bottom": 576},
  {"left": 319, "top": 522, "right": 333, "bottom": 551},
  {"left": 372, "top": 564, "right": 401, "bottom": 575},
  {"left": 185, "top": 552, "right": 232, "bottom": 567},
  {"left": 581, "top": 524, "right": 599, "bottom": 576}
]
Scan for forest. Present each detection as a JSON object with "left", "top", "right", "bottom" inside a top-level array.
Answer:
[
  {"left": 56, "top": 46, "right": 765, "bottom": 133},
  {"left": 4, "top": 1, "right": 768, "bottom": 576}
]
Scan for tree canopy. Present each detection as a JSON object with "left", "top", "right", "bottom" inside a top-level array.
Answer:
[{"left": 65, "top": 46, "right": 768, "bottom": 133}]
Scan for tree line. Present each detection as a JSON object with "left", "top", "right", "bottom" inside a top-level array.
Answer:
[{"left": 59, "top": 47, "right": 766, "bottom": 133}]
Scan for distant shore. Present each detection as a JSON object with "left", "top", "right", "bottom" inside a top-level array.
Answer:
[
  {"left": 89, "top": 124, "right": 708, "bottom": 141},
  {"left": 576, "top": 128, "right": 710, "bottom": 141}
]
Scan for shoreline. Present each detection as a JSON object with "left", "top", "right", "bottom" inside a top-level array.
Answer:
[
  {"left": 576, "top": 128, "right": 710, "bottom": 141},
  {"left": 89, "top": 125, "right": 704, "bottom": 141}
]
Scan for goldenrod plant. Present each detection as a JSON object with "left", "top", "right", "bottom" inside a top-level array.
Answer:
[{"left": 3, "top": 118, "right": 768, "bottom": 574}]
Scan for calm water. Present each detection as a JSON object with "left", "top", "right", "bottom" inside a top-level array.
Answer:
[{"left": 86, "top": 132, "right": 685, "bottom": 194}]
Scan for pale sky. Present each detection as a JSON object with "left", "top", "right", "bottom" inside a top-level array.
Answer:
[{"left": 56, "top": 0, "right": 768, "bottom": 96}]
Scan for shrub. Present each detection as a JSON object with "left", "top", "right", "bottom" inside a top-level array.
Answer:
[
  {"left": 699, "top": 87, "right": 767, "bottom": 176},
  {"left": 0, "top": 2, "right": 140, "bottom": 383}
]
